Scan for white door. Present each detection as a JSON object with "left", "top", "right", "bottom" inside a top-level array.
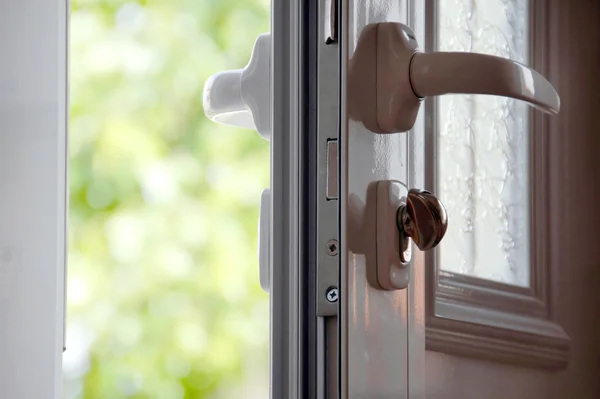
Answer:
[
  {"left": 0, "top": 0, "right": 68, "bottom": 398},
  {"left": 341, "top": 0, "right": 600, "bottom": 398}
]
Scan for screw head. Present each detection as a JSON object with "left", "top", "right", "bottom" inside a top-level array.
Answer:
[
  {"left": 325, "top": 286, "right": 339, "bottom": 303},
  {"left": 326, "top": 239, "right": 339, "bottom": 256}
]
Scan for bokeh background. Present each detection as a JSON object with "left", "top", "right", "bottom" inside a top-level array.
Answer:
[{"left": 64, "top": 1, "right": 270, "bottom": 397}]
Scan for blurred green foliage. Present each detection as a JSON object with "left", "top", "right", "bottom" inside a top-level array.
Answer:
[{"left": 65, "top": 1, "right": 270, "bottom": 398}]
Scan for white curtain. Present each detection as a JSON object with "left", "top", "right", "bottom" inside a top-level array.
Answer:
[{"left": 438, "top": 0, "right": 530, "bottom": 286}]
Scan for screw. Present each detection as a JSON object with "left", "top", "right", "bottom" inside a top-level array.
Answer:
[
  {"left": 326, "top": 239, "right": 338, "bottom": 256},
  {"left": 325, "top": 286, "right": 339, "bottom": 303}
]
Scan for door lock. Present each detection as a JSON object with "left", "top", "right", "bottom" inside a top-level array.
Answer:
[
  {"left": 397, "top": 188, "right": 448, "bottom": 262},
  {"left": 375, "top": 181, "right": 447, "bottom": 290},
  {"left": 353, "top": 181, "right": 447, "bottom": 291},
  {"left": 397, "top": 188, "right": 448, "bottom": 251}
]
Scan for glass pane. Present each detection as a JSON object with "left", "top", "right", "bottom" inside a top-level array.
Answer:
[{"left": 437, "top": 0, "right": 530, "bottom": 286}]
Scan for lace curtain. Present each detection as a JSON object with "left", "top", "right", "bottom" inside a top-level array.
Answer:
[{"left": 437, "top": 0, "right": 530, "bottom": 286}]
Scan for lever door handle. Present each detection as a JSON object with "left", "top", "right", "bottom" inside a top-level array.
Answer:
[
  {"left": 409, "top": 52, "right": 559, "bottom": 114},
  {"left": 350, "top": 22, "right": 560, "bottom": 133}
]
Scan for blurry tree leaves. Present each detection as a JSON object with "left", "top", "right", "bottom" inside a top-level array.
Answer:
[{"left": 65, "top": 1, "right": 270, "bottom": 398}]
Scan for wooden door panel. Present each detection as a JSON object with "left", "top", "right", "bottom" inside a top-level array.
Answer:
[{"left": 424, "top": 2, "right": 600, "bottom": 398}]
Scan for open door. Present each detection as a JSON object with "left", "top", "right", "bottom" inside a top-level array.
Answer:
[
  {"left": 340, "top": 0, "right": 600, "bottom": 398},
  {"left": 0, "top": 1, "right": 68, "bottom": 397}
]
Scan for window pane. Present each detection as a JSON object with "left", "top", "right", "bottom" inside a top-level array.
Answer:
[{"left": 437, "top": 0, "right": 530, "bottom": 286}]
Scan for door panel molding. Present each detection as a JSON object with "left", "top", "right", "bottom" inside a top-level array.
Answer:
[{"left": 424, "top": 0, "right": 571, "bottom": 370}]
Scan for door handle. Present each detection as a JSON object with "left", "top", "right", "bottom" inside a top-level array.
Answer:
[
  {"left": 409, "top": 52, "right": 560, "bottom": 113},
  {"left": 349, "top": 22, "right": 560, "bottom": 133},
  {"left": 202, "top": 33, "right": 271, "bottom": 140}
]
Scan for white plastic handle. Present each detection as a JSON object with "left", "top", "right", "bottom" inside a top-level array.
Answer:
[
  {"left": 202, "top": 33, "right": 271, "bottom": 140},
  {"left": 203, "top": 69, "right": 254, "bottom": 128},
  {"left": 349, "top": 22, "right": 561, "bottom": 133}
]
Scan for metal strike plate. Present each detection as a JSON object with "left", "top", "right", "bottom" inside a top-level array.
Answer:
[
  {"left": 316, "top": 0, "right": 340, "bottom": 315},
  {"left": 317, "top": 138, "right": 339, "bottom": 316},
  {"left": 326, "top": 140, "right": 338, "bottom": 200}
]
